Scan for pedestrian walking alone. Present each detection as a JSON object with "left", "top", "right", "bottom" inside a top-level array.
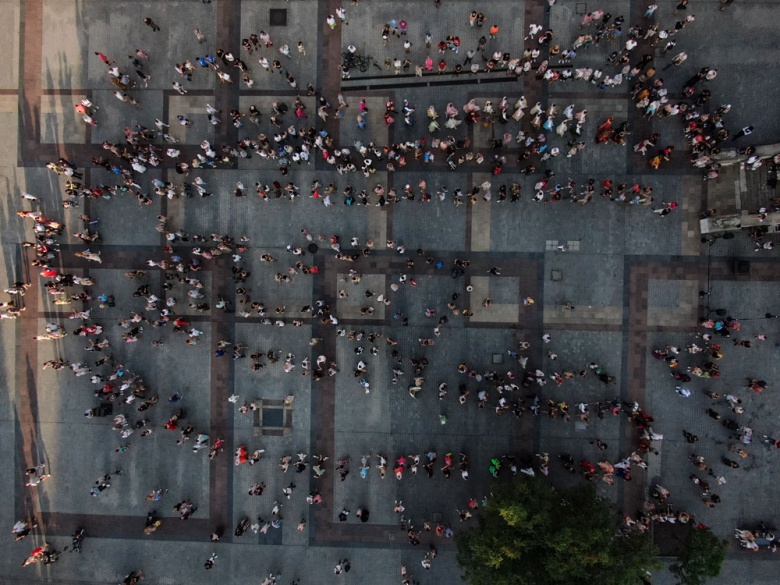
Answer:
[{"left": 143, "top": 17, "right": 160, "bottom": 32}]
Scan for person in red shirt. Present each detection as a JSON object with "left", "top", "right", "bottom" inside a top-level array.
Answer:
[{"left": 94, "top": 51, "right": 113, "bottom": 65}]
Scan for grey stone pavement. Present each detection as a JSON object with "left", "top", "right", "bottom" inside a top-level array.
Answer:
[{"left": 0, "top": 0, "right": 778, "bottom": 584}]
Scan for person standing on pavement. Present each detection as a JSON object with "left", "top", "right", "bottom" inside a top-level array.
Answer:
[
  {"left": 143, "top": 17, "right": 160, "bottom": 32},
  {"left": 732, "top": 126, "right": 754, "bottom": 141},
  {"left": 664, "top": 52, "right": 687, "bottom": 70},
  {"left": 204, "top": 553, "right": 217, "bottom": 570},
  {"left": 94, "top": 52, "right": 114, "bottom": 65}
]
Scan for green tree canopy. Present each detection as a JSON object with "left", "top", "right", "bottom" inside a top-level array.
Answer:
[
  {"left": 669, "top": 525, "right": 728, "bottom": 585},
  {"left": 456, "top": 477, "right": 660, "bottom": 585}
]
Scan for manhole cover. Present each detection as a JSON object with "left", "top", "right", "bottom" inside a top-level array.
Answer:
[
  {"left": 269, "top": 8, "right": 288, "bottom": 26},
  {"left": 307, "top": 243, "right": 319, "bottom": 254},
  {"left": 262, "top": 407, "right": 284, "bottom": 427}
]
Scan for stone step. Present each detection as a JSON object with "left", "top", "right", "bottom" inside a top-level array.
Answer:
[{"left": 741, "top": 163, "right": 775, "bottom": 213}]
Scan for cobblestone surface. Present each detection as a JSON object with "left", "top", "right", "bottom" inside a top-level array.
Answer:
[{"left": 1, "top": 1, "right": 779, "bottom": 584}]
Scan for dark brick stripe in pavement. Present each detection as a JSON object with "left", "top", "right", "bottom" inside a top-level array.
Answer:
[
  {"left": 312, "top": 523, "right": 457, "bottom": 550},
  {"left": 341, "top": 70, "right": 534, "bottom": 91},
  {"left": 20, "top": 0, "right": 43, "bottom": 163},
  {"left": 528, "top": 0, "right": 550, "bottom": 180},
  {"left": 37, "top": 512, "right": 214, "bottom": 541},
  {"left": 308, "top": 254, "right": 338, "bottom": 544},
  {"left": 38, "top": 89, "right": 89, "bottom": 96},
  {"left": 384, "top": 173, "right": 395, "bottom": 243},
  {"left": 214, "top": 0, "right": 242, "bottom": 152},
  {"left": 710, "top": 258, "right": 780, "bottom": 280},
  {"left": 516, "top": 254, "right": 546, "bottom": 454},
  {"left": 545, "top": 323, "right": 623, "bottom": 331},
  {"left": 35, "top": 312, "right": 217, "bottom": 325},
  {"left": 625, "top": 0, "right": 654, "bottom": 179},
  {"left": 321, "top": 0, "right": 344, "bottom": 144},
  {"left": 16, "top": 249, "right": 46, "bottom": 523},
  {"left": 621, "top": 261, "right": 654, "bottom": 513},
  {"left": 385, "top": 89, "right": 398, "bottom": 163},
  {"left": 207, "top": 254, "right": 237, "bottom": 539},
  {"left": 464, "top": 183, "right": 473, "bottom": 250},
  {"left": 47, "top": 246, "right": 166, "bottom": 273},
  {"left": 696, "top": 175, "right": 709, "bottom": 214},
  {"left": 20, "top": 144, "right": 704, "bottom": 180},
  {"left": 20, "top": 144, "right": 207, "bottom": 167}
]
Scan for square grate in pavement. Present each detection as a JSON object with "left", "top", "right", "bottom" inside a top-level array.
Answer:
[
  {"left": 254, "top": 398, "right": 293, "bottom": 436},
  {"left": 269, "top": 9, "right": 287, "bottom": 26},
  {"left": 262, "top": 407, "right": 284, "bottom": 427},
  {"left": 734, "top": 260, "right": 750, "bottom": 276}
]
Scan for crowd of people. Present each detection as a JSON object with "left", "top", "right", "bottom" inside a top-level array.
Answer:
[
  {"left": 4, "top": 0, "right": 776, "bottom": 582},
  {"left": 646, "top": 316, "right": 778, "bottom": 549}
]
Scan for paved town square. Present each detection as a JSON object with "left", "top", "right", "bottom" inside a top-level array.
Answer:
[{"left": 0, "top": 0, "right": 778, "bottom": 583}]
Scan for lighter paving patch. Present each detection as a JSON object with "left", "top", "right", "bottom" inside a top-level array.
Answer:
[
  {"left": 336, "top": 273, "right": 386, "bottom": 319},
  {"left": 543, "top": 305, "right": 623, "bottom": 326},
  {"left": 40, "top": 92, "right": 87, "bottom": 143},
  {"left": 0, "top": 1, "right": 20, "bottom": 90},
  {"left": 470, "top": 173, "right": 492, "bottom": 251},
  {"left": 646, "top": 279, "right": 699, "bottom": 327},
  {"left": 467, "top": 276, "right": 518, "bottom": 323},
  {"left": 41, "top": 0, "right": 87, "bottom": 90}
]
